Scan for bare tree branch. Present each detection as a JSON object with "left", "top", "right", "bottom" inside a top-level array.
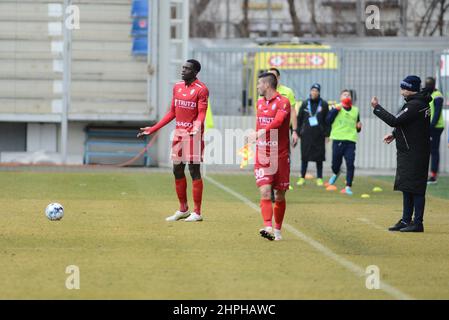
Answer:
[
  {"left": 415, "top": 0, "right": 438, "bottom": 35},
  {"left": 429, "top": 0, "right": 448, "bottom": 36},
  {"left": 189, "top": 0, "right": 212, "bottom": 37},
  {"left": 439, "top": 0, "right": 449, "bottom": 35},
  {"left": 309, "top": 0, "right": 321, "bottom": 36},
  {"left": 422, "top": 0, "right": 439, "bottom": 35},
  {"left": 287, "top": 0, "right": 302, "bottom": 37},
  {"left": 237, "top": 0, "right": 250, "bottom": 38}
]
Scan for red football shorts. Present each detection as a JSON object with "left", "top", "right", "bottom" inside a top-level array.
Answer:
[
  {"left": 171, "top": 134, "right": 204, "bottom": 164},
  {"left": 254, "top": 156, "right": 290, "bottom": 190}
]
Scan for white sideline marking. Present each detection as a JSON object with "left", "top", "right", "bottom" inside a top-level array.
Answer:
[{"left": 205, "top": 176, "right": 414, "bottom": 300}]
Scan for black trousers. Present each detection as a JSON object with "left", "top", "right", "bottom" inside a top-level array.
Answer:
[
  {"left": 430, "top": 127, "right": 444, "bottom": 175},
  {"left": 332, "top": 141, "right": 356, "bottom": 187},
  {"left": 301, "top": 160, "right": 323, "bottom": 179},
  {"left": 402, "top": 192, "right": 425, "bottom": 224}
]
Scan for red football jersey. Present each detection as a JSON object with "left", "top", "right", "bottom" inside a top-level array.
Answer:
[
  {"left": 256, "top": 92, "right": 291, "bottom": 160},
  {"left": 171, "top": 79, "right": 209, "bottom": 135}
]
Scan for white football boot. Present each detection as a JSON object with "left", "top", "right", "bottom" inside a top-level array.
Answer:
[
  {"left": 165, "top": 210, "right": 190, "bottom": 221},
  {"left": 274, "top": 229, "right": 282, "bottom": 241},
  {"left": 184, "top": 212, "right": 203, "bottom": 222},
  {"left": 259, "top": 226, "right": 275, "bottom": 241}
]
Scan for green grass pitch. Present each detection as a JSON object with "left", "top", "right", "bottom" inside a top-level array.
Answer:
[{"left": 1, "top": 170, "right": 448, "bottom": 299}]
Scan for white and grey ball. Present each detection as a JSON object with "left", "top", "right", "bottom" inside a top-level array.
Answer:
[{"left": 45, "top": 203, "right": 64, "bottom": 221}]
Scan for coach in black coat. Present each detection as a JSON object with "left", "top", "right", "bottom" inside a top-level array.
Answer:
[
  {"left": 296, "top": 83, "right": 330, "bottom": 182},
  {"left": 297, "top": 84, "right": 330, "bottom": 162},
  {"left": 371, "top": 75, "right": 432, "bottom": 233}
]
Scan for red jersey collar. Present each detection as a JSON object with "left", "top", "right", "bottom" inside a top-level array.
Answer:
[
  {"left": 184, "top": 78, "right": 199, "bottom": 87},
  {"left": 263, "top": 92, "right": 281, "bottom": 103}
]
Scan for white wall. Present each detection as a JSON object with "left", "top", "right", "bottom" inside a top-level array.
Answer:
[
  {"left": 14, "top": 122, "right": 84, "bottom": 164},
  {"left": 27, "top": 123, "right": 57, "bottom": 152},
  {"left": 67, "top": 122, "right": 87, "bottom": 157}
]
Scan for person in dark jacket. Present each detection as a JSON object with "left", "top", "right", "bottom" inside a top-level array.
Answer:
[
  {"left": 295, "top": 83, "right": 330, "bottom": 187},
  {"left": 371, "top": 75, "right": 432, "bottom": 233},
  {"left": 425, "top": 77, "right": 445, "bottom": 184}
]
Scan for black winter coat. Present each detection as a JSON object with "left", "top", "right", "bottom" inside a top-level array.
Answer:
[
  {"left": 296, "top": 98, "right": 330, "bottom": 162},
  {"left": 373, "top": 90, "right": 432, "bottom": 195}
]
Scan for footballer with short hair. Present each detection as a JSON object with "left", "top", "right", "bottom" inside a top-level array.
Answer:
[{"left": 138, "top": 59, "right": 209, "bottom": 222}]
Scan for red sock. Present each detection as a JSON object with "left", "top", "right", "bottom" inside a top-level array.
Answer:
[
  {"left": 274, "top": 200, "right": 286, "bottom": 230},
  {"left": 431, "top": 171, "right": 437, "bottom": 178},
  {"left": 260, "top": 199, "right": 273, "bottom": 227},
  {"left": 192, "top": 179, "right": 203, "bottom": 215},
  {"left": 175, "top": 177, "right": 188, "bottom": 212}
]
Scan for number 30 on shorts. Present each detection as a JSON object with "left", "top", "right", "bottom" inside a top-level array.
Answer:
[{"left": 255, "top": 168, "right": 265, "bottom": 179}]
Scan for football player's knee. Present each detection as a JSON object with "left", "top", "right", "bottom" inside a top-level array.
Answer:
[
  {"left": 188, "top": 164, "right": 201, "bottom": 180},
  {"left": 260, "top": 188, "right": 271, "bottom": 199},
  {"left": 275, "top": 191, "right": 286, "bottom": 202},
  {"left": 173, "top": 164, "right": 185, "bottom": 179}
]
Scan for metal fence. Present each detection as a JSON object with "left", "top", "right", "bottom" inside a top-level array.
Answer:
[{"left": 192, "top": 46, "right": 449, "bottom": 173}]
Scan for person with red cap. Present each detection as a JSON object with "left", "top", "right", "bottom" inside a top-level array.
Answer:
[{"left": 326, "top": 89, "right": 362, "bottom": 195}]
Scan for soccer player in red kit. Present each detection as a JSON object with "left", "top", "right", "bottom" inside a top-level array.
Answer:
[
  {"left": 246, "top": 72, "right": 291, "bottom": 241},
  {"left": 138, "top": 59, "right": 209, "bottom": 222}
]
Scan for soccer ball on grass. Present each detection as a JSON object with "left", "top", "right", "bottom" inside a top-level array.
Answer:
[{"left": 45, "top": 203, "right": 64, "bottom": 221}]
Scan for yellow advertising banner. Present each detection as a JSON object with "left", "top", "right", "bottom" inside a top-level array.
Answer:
[{"left": 254, "top": 51, "right": 338, "bottom": 70}]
